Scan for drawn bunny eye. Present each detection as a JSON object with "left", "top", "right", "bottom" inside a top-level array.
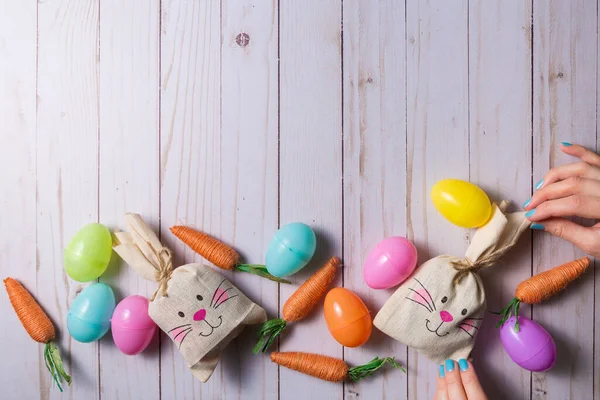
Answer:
[
  {"left": 461, "top": 308, "right": 467, "bottom": 316},
  {"left": 197, "top": 295, "right": 203, "bottom": 301},
  {"left": 178, "top": 311, "right": 185, "bottom": 318},
  {"left": 441, "top": 296, "right": 448, "bottom": 303}
]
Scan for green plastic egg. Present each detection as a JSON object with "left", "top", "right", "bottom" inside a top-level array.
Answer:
[{"left": 64, "top": 223, "right": 113, "bottom": 282}]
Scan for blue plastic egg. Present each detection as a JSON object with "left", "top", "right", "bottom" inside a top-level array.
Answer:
[
  {"left": 67, "top": 282, "right": 116, "bottom": 343},
  {"left": 265, "top": 222, "right": 317, "bottom": 277}
]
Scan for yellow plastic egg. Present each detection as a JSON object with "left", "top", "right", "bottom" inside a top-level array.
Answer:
[{"left": 431, "top": 179, "right": 493, "bottom": 228}]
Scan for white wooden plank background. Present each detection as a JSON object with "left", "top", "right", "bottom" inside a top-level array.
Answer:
[{"left": 0, "top": 1, "right": 598, "bottom": 399}]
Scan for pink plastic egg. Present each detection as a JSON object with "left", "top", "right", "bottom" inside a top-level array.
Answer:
[
  {"left": 500, "top": 316, "right": 556, "bottom": 372},
  {"left": 363, "top": 237, "right": 418, "bottom": 289},
  {"left": 111, "top": 295, "right": 157, "bottom": 355}
]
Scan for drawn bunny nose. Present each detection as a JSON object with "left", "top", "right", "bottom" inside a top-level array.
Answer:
[
  {"left": 440, "top": 310, "right": 453, "bottom": 322},
  {"left": 193, "top": 309, "right": 207, "bottom": 321}
]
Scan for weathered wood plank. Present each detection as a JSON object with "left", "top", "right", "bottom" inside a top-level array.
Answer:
[
  {"left": 405, "top": 1, "right": 469, "bottom": 398},
  {"left": 342, "top": 0, "right": 408, "bottom": 398},
  {"left": 278, "top": 1, "right": 343, "bottom": 399},
  {"left": 159, "top": 0, "right": 223, "bottom": 398},
  {"left": 533, "top": 1, "right": 597, "bottom": 399},
  {"left": 36, "top": 0, "right": 100, "bottom": 398},
  {"left": 0, "top": 1, "right": 38, "bottom": 399},
  {"left": 468, "top": 2, "right": 533, "bottom": 399},
  {"left": 98, "top": 0, "right": 161, "bottom": 398}
]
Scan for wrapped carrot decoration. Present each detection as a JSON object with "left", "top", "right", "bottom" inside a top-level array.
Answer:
[
  {"left": 4, "top": 278, "right": 71, "bottom": 391},
  {"left": 270, "top": 352, "right": 404, "bottom": 382},
  {"left": 170, "top": 225, "right": 290, "bottom": 284},
  {"left": 496, "top": 257, "right": 591, "bottom": 332},
  {"left": 253, "top": 256, "right": 339, "bottom": 353}
]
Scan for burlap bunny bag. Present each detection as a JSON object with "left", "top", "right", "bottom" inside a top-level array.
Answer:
[
  {"left": 374, "top": 202, "right": 530, "bottom": 363},
  {"left": 113, "top": 213, "right": 266, "bottom": 382}
]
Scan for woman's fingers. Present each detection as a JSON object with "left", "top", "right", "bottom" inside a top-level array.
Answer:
[
  {"left": 561, "top": 143, "right": 600, "bottom": 168},
  {"left": 530, "top": 218, "right": 600, "bottom": 257},
  {"left": 524, "top": 177, "right": 600, "bottom": 211},
  {"left": 526, "top": 195, "right": 600, "bottom": 221},
  {"left": 458, "top": 359, "right": 488, "bottom": 400},
  {"left": 434, "top": 367, "right": 449, "bottom": 400},
  {"left": 442, "top": 360, "right": 467, "bottom": 400},
  {"left": 536, "top": 161, "right": 600, "bottom": 190}
]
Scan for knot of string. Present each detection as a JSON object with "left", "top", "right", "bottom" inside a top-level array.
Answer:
[
  {"left": 450, "top": 252, "right": 500, "bottom": 285},
  {"left": 148, "top": 245, "right": 173, "bottom": 301}
]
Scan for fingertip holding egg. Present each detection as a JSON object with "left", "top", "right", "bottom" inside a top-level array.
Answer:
[
  {"left": 265, "top": 222, "right": 317, "bottom": 277},
  {"left": 64, "top": 223, "right": 113, "bottom": 282},
  {"left": 431, "top": 179, "right": 493, "bottom": 229},
  {"left": 324, "top": 288, "right": 372, "bottom": 347},
  {"left": 112, "top": 295, "right": 157, "bottom": 355},
  {"left": 67, "top": 283, "right": 116, "bottom": 343},
  {"left": 500, "top": 316, "right": 556, "bottom": 372},
  {"left": 364, "top": 236, "right": 418, "bottom": 289}
]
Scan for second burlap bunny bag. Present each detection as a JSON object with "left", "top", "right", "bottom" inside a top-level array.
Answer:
[
  {"left": 374, "top": 201, "right": 530, "bottom": 363},
  {"left": 113, "top": 213, "right": 266, "bottom": 382}
]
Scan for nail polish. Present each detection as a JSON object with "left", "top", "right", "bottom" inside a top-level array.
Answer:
[
  {"left": 535, "top": 179, "right": 544, "bottom": 190},
  {"left": 525, "top": 209, "right": 536, "bottom": 218},
  {"left": 531, "top": 223, "right": 544, "bottom": 230},
  {"left": 458, "top": 359, "right": 469, "bottom": 372},
  {"left": 561, "top": 141, "right": 572, "bottom": 146},
  {"left": 445, "top": 359, "right": 455, "bottom": 372},
  {"left": 439, "top": 365, "right": 445, "bottom": 378},
  {"left": 522, "top": 198, "right": 531, "bottom": 208}
]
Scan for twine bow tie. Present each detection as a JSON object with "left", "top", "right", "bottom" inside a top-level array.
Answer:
[{"left": 148, "top": 246, "right": 173, "bottom": 301}]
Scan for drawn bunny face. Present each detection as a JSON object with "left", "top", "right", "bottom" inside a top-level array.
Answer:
[
  {"left": 166, "top": 278, "right": 238, "bottom": 348},
  {"left": 374, "top": 256, "right": 486, "bottom": 363}
]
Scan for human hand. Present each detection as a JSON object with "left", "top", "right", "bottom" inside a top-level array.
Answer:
[
  {"left": 523, "top": 143, "right": 600, "bottom": 258},
  {"left": 434, "top": 359, "right": 487, "bottom": 400}
]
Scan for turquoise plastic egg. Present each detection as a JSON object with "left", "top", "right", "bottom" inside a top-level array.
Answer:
[
  {"left": 64, "top": 223, "right": 113, "bottom": 282},
  {"left": 67, "top": 283, "right": 116, "bottom": 343},
  {"left": 265, "top": 222, "right": 317, "bottom": 277}
]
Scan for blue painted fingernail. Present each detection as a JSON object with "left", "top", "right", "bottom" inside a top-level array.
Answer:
[
  {"left": 458, "top": 359, "right": 469, "bottom": 372},
  {"left": 561, "top": 141, "right": 572, "bottom": 146},
  {"left": 445, "top": 359, "right": 455, "bottom": 372},
  {"left": 531, "top": 223, "right": 544, "bottom": 230},
  {"left": 439, "top": 365, "right": 445, "bottom": 377},
  {"left": 525, "top": 208, "right": 536, "bottom": 218},
  {"left": 522, "top": 198, "right": 531, "bottom": 208},
  {"left": 535, "top": 179, "right": 544, "bottom": 190}
]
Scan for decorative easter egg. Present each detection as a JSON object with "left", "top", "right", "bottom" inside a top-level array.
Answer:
[
  {"left": 67, "top": 283, "right": 116, "bottom": 343},
  {"left": 431, "top": 179, "right": 493, "bottom": 228},
  {"left": 111, "top": 295, "right": 157, "bottom": 355},
  {"left": 500, "top": 316, "right": 556, "bottom": 372},
  {"left": 324, "top": 288, "right": 372, "bottom": 347},
  {"left": 64, "top": 223, "right": 113, "bottom": 282},
  {"left": 364, "top": 236, "right": 418, "bottom": 289},
  {"left": 265, "top": 222, "right": 317, "bottom": 277}
]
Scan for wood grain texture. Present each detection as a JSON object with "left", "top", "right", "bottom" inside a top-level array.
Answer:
[
  {"left": 468, "top": 2, "right": 533, "bottom": 399},
  {"left": 159, "top": 0, "right": 222, "bottom": 398},
  {"left": 405, "top": 1, "right": 469, "bottom": 398},
  {"left": 342, "top": 0, "right": 408, "bottom": 398},
  {"left": 533, "top": 1, "right": 597, "bottom": 399},
  {"left": 98, "top": 0, "right": 160, "bottom": 399},
  {"left": 278, "top": 1, "right": 343, "bottom": 399},
  {"left": 36, "top": 0, "right": 100, "bottom": 399},
  {"left": 0, "top": 1, "right": 38, "bottom": 398},
  {"left": 219, "top": 0, "right": 279, "bottom": 398}
]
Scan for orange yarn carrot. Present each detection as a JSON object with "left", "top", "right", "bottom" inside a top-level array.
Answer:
[
  {"left": 4, "top": 278, "right": 71, "bottom": 391},
  {"left": 253, "top": 257, "right": 339, "bottom": 353},
  {"left": 170, "top": 225, "right": 290, "bottom": 284},
  {"left": 496, "top": 257, "right": 591, "bottom": 332},
  {"left": 270, "top": 352, "right": 404, "bottom": 382}
]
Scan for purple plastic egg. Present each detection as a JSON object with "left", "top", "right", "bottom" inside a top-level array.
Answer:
[
  {"left": 500, "top": 316, "right": 556, "bottom": 372},
  {"left": 363, "top": 236, "right": 418, "bottom": 289},
  {"left": 111, "top": 295, "right": 157, "bottom": 355}
]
